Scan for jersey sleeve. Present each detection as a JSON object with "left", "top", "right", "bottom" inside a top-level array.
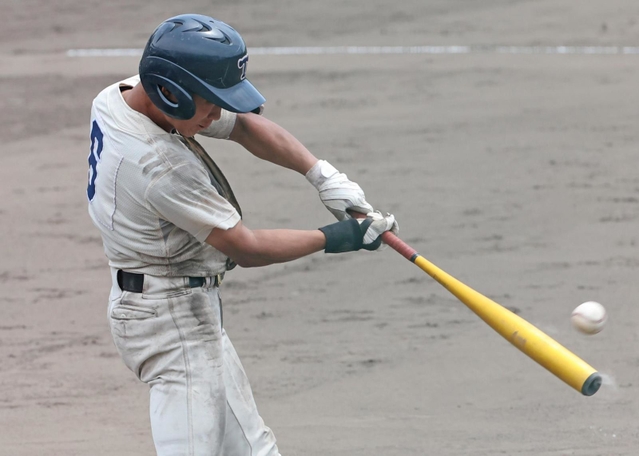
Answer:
[
  {"left": 146, "top": 162, "right": 240, "bottom": 243},
  {"left": 198, "top": 109, "right": 237, "bottom": 139}
]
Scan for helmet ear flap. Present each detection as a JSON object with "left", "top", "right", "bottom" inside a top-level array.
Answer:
[{"left": 141, "top": 74, "right": 196, "bottom": 120}]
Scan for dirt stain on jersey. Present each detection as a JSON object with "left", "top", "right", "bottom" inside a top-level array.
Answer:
[{"left": 139, "top": 151, "right": 167, "bottom": 179}]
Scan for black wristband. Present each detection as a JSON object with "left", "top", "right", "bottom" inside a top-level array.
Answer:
[{"left": 318, "top": 218, "right": 373, "bottom": 253}]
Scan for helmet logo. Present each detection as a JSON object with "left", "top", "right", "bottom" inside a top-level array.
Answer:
[{"left": 237, "top": 55, "right": 249, "bottom": 80}]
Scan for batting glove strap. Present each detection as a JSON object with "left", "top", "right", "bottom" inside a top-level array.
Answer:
[
  {"left": 306, "top": 160, "right": 339, "bottom": 189},
  {"left": 319, "top": 218, "right": 377, "bottom": 253}
]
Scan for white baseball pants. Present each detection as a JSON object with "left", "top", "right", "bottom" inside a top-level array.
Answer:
[{"left": 107, "top": 271, "right": 280, "bottom": 456}]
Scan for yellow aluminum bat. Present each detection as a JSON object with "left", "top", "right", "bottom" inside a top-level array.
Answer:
[{"left": 380, "top": 230, "right": 601, "bottom": 396}]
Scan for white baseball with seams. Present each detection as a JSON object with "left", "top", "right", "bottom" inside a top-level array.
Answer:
[{"left": 571, "top": 301, "right": 607, "bottom": 335}]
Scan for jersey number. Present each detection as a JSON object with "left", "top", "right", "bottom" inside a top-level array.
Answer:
[{"left": 87, "top": 120, "right": 104, "bottom": 201}]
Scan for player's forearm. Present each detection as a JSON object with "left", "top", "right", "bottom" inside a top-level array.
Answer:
[
  {"left": 229, "top": 113, "right": 318, "bottom": 175},
  {"left": 236, "top": 229, "right": 325, "bottom": 267},
  {"left": 206, "top": 224, "right": 325, "bottom": 268}
]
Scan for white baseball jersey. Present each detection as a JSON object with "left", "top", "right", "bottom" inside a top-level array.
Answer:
[{"left": 87, "top": 75, "right": 241, "bottom": 277}]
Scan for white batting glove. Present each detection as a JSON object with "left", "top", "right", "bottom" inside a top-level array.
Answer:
[
  {"left": 359, "top": 210, "right": 399, "bottom": 251},
  {"left": 306, "top": 160, "right": 374, "bottom": 221}
]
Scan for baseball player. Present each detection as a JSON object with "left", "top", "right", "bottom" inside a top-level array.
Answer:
[{"left": 87, "top": 13, "right": 398, "bottom": 456}]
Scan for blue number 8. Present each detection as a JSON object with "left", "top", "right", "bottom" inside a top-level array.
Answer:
[{"left": 87, "top": 120, "right": 104, "bottom": 201}]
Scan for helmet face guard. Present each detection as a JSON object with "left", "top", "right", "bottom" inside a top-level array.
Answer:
[{"left": 139, "top": 14, "right": 265, "bottom": 119}]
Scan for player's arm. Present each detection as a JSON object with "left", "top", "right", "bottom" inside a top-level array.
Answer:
[
  {"left": 228, "top": 113, "right": 375, "bottom": 221},
  {"left": 205, "top": 213, "right": 397, "bottom": 268},
  {"left": 228, "top": 112, "right": 317, "bottom": 174},
  {"left": 206, "top": 221, "right": 325, "bottom": 268}
]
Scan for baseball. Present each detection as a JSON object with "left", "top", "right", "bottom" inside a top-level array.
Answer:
[{"left": 571, "top": 301, "right": 607, "bottom": 335}]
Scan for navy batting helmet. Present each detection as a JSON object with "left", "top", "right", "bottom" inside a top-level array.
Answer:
[{"left": 139, "top": 14, "right": 265, "bottom": 119}]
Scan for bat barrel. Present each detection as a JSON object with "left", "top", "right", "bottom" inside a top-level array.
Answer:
[{"left": 412, "top": 254, "right": 601, "bottom": 396}]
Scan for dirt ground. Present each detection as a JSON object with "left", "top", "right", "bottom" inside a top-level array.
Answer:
[{"left": 2, "top": 1, "right": 639, "bottom": 455}]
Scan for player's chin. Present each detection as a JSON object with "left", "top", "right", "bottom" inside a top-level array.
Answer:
[
  {"left": 191, "top": 123, "right": 209, "bottom": 136},
  {"left": 178, "top": 126, "right": 203, "bottom": 137},
  {"left": 198, "top": 119, "right": 214, "bottom": 131}
]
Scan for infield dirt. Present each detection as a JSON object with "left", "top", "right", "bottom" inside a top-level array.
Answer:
[{"left": 2, "top": 1, "right": 639, "bottom": 454}]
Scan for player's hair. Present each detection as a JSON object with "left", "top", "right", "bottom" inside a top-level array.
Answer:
[{"left": 139, "top": 14, "right": 265, "bottom": 120}]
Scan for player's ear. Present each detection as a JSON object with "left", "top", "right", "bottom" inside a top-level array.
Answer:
[{"left": 160, "top": 86, "right": 178, "bottom": 103}]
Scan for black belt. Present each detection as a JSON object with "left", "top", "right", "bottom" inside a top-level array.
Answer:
[{"left": 117, "top": 270, "right": 222, "bottom": 293}]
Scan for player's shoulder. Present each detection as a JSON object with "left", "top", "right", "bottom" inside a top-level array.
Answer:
[
  {"left": 93, "top": 75, "right": 137, "bottom": 106},
  {"left": 91, "top": 75, "right": 174, "bottom": 152}
]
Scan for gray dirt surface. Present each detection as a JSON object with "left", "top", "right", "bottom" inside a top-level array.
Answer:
[{"left": 1, "top": 1, "right": 638, "bottom": 455}]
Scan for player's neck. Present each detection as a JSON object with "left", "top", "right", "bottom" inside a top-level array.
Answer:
[{"left": 122, "top": 84, "right": 174, "bottom": 133}]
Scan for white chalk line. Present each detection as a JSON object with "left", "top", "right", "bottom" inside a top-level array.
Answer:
[{"left": 67, "top": 45, "right": 639, "bottom": 57}]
